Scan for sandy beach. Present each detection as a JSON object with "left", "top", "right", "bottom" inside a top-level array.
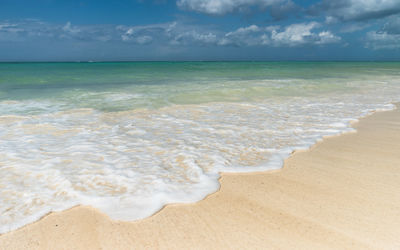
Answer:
[{"left": 1, "top": 105, "right": 400, "bottom": 250}]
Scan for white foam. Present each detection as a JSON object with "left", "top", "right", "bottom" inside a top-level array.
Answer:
[{"left": 0, "top": 77, "right": 400, "bottom": 234}]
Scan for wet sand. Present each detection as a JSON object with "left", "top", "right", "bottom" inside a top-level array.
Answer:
[{"left": 1, "top": 106, "right": 400, "bottom": 249}]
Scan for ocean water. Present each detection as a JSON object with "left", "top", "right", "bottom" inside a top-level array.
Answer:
[{"left": 0, "top": 62, "right": 399, "bottom": 233}]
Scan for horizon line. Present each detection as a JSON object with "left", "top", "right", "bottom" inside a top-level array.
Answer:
[{"left": 1, "top": 60, "right": 400, "bottom": 63}]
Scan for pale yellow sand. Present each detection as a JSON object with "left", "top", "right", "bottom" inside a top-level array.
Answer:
[{"left": 1, "top": 106, "right": 400, "bottom": 250}]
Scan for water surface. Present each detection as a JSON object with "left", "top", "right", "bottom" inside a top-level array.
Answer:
[{"left": 0, "top": 62, "right": 399, "bottom": 233}]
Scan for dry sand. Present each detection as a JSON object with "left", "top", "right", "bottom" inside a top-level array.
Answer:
[{"left": 1, "top": 106, "right": 400, "bottom": 250}]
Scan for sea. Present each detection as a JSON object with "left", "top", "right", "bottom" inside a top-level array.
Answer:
[{"left": 0, "top": 61, "right": 399, "bottom": 233}]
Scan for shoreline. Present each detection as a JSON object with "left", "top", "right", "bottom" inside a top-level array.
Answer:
[
  {"left": 0, "top": 104, "right": 394, "bottom": 234},
  {"left": 0, "top": 104, "right": 393, "bottom": 235},
  {"left": 1, "top": 104, "right": 400, "bottom": 249}
]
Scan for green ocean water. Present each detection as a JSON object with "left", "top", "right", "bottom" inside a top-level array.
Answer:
[
  {"left": 1, "top": 62, "right": 399, "bottom": 112},
  {"left": 0, "top": 61, "right": 399, "bottom": 234}
]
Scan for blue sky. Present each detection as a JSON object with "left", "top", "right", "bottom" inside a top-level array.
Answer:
[{"left": 1, "top": 0, "right": 400, "bottom": 61}]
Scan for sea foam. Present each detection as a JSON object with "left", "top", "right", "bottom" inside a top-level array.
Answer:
[
  {"left": 0, "top": 65, "right": 400, "bottom": 234},
  {"left": 0, "top": 100, "right": 398, "bottom": 233}
]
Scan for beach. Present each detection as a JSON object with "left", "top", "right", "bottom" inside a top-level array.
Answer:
[
  {"left": 2, "top": 0, "right": 400, "bottom": 247},
  {"left": 1, "top": 104, "right": 399, "bottom": 249}
]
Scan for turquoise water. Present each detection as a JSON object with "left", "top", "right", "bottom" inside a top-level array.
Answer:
[
  {"left": 0, "top": 62, "right": 399, "bottom": 233},
  {"left": 1, "top": 62, "right": 399, "bottom": 112}
]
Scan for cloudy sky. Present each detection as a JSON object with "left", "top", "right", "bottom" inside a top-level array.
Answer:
[{"left": 1, "top": 0, "right": 400, "bottom": 61}]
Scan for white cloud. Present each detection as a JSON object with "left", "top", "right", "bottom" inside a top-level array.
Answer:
[
  {"left": 226, "top": 25, "right": 261, "bottom": 36},
  {"left": 271, "top": 22, "right": 319, "bottom": 45},
  {"left": 163, "top": 22, "right": 220, "bottom": 45},
  {"left": 119, "top": 22, "right": 219, "bottom": 46},
  {"left": 316, "top": 31, "right": 342, "bottom": 44},
  {"left": 62, "top": 22, "right": 80, "bottom": 34},
  {"left": 339, "top": 23, "right": 370, "bottom": 33},
  {"left": 170, "top": 30, "right": 218, "bottom": 45},
  {"left": 0, "top": 22, "right": 27, "bottom": 41},
  {"left": 365, "top": 31, "right": 400, "bottom": 50},
  {"left": 312, "top": 0, "right": 400, "bottom": 22},
  {"left": 0, "top": 19, "right": 341, "bottom": 48},
  {"left": 381, "top": 16, "right": 400, "bottom": 34},
  {"left": 136, "top": 36, "right": 153, "bottom": 44},
  {"left": 270, "top": 22, "right": 341, "bottom": 46},
  {"left": 176, "top": 0, "right": 293, "bottom": 15},
  {"left": 221, "top": 25, "right": 268, "bottom": 46},
  {"left": 218, "top": 22, "right": 341, "bottom": 47},
  {"left": 122, "top": 30, "right": 153, "bottom": 44},
  {"left": 133, "top": 21, "right": 341, "bottom": 47},
  {"left": 364, "top": 16, "right": 400, "bottom": 50},
  {"left": 0, "top": 20, "right": 117, "bottom": 42},
  {"left": 0, "top": 23, "right": 24, "bottom": 33}
]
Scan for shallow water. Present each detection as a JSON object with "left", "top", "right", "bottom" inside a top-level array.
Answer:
[{"left": 0, "top": 62, "right": 399, "bottom": 233}]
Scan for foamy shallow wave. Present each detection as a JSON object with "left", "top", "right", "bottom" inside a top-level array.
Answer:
[
  {"left": 0, "top": 62, "right": 400, "bottom": 234},
  {"left": 0, "top": 99, "right": 398, "bottom": 233}
]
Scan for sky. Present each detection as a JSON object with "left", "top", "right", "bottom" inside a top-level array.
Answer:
[{"left": 0, "top": 0, "right": 400, "bottom": 61}]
